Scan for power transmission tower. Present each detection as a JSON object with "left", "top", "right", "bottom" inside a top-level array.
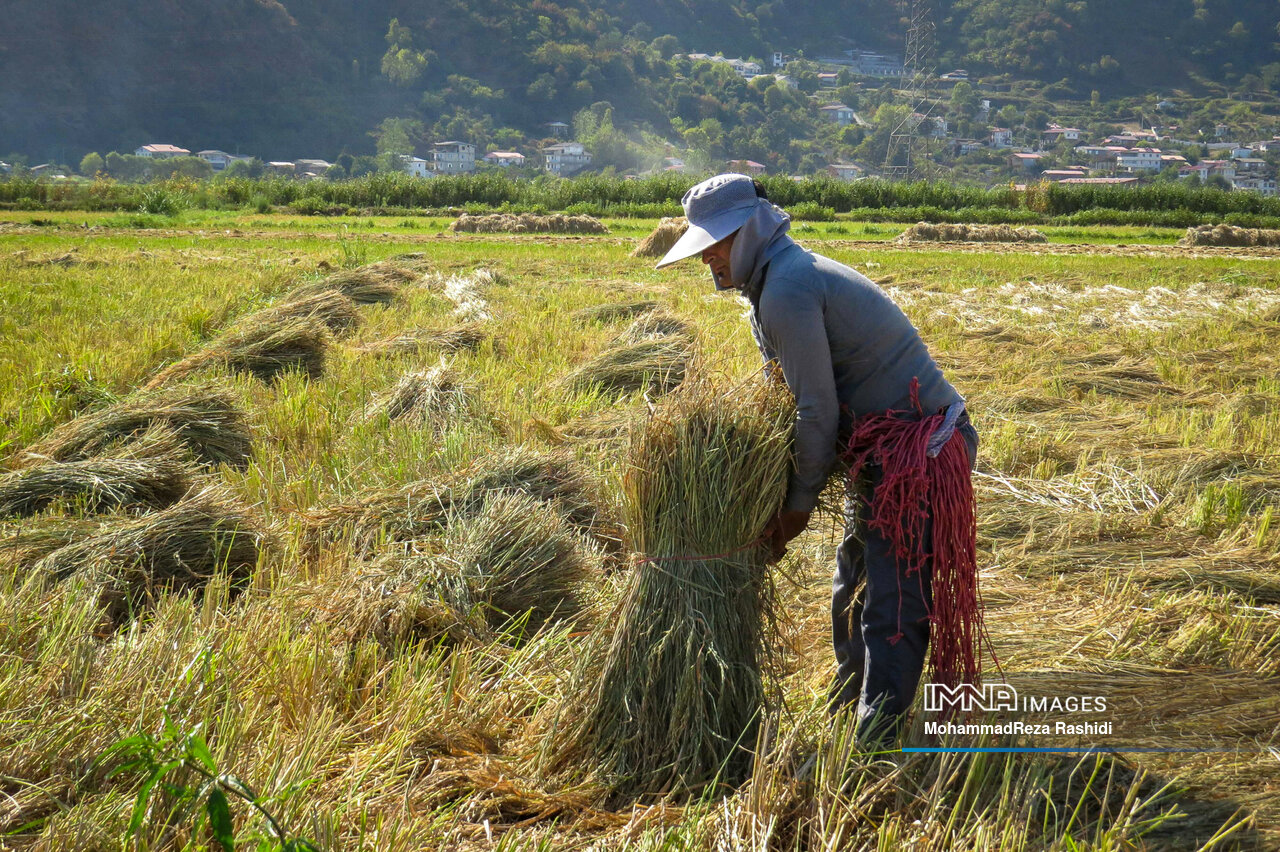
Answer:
[{"left": 882, "top": 0, "right": 937, "bottom": 180}]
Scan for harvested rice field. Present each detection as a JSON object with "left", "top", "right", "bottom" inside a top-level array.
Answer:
[{"left": 2, "top": 214, "right": 1279, "bottom": 850}]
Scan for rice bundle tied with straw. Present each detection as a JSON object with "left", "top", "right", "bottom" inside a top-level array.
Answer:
[{"left": 566, "top": 376, "right": 794, "bottom": 799}]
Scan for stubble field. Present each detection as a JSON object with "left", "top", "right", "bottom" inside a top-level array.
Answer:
[{"left": 2, "top": 216, "right": 1279, "bottom": 851}]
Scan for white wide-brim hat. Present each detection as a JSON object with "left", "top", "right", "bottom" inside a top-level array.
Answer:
[{"left": 655, "top": 173, "right": 760, "bottom": 268}]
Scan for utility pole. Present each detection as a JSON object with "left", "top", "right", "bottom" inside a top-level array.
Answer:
[{"left": 883, "top": 0, "right": 937, "bottom": 180}]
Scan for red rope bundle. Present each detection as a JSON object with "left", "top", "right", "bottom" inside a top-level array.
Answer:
[{"left": 843, "top": 379, "right": 983, "bottom": 689}]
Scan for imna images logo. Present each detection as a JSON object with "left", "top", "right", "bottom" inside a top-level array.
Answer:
[{"left": 924, "top": 682, "right": 1019, "bottom": 713}]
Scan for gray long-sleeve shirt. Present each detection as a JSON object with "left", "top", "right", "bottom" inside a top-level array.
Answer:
[{"left": 747, "top": 244, "right": 962, "bottom": 512}]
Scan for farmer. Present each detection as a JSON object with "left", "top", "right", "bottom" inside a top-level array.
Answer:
[{"left": 655, "top": 173, "right": 981, "bottom": 747}]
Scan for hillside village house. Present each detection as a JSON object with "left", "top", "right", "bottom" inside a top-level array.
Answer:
[
  {"left": 990, "top": 127, "right": 1013, "bottom": 148},
  {"left": 432, "top": 141, "right": 476, "bottom": 174},
  {"left": 1008, "top": 151, "right": 1044, "bottom": 173},
  {"left": 951, "top": 139, "right": 986, "bottom": 156},
  {"left": 135, "top": 144, "right": 190, "bottom": 158},
  {"left": 483, "top": 151, "right": 526, "bottom": 167},
  {"left": 267, "top": 161, "right": 296, "bottom": 175},
  {"left": 1231, "top": 176, "right": 1277, "bottom": 196},
  {"left": 1115, "top": 148, "right": 1163, "bottom": 172},
  {"left": 403, "top": 156, "right": 431, "bottom": 177},
  {"left": 196, "top": 150, "right": 236, "bottom": 171},
  {"left": 1042, "top": 126, "right": 1083, "bottom": 145},
  {"left": 827, "top": 162, "right": 863, "bottom": 181},
  {"left": 542, "top": 142, "right": 591, "bottom": 176},
  {"left": 819, "top": 104, "right": 855, "bottom": 126},
  {"left": 663, "top": 157, "right": 687, "bottom": 172},
  {"left": 727, "top": 159, "right": 766, "bottom": 176},
  {"left": 294, "top": 159, "right": 332, "bottom": 177},
  {"left": 1041, "top": 168, "right": 1089, "bottom": 182}
]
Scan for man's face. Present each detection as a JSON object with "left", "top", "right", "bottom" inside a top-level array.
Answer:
[{"left": 700, "top": 231, "right": 736, "bottom": 287}]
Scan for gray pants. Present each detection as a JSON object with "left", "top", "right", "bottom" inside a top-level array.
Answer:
[{"left": 830, "top": 416, "right": 978, "bottom": 746}]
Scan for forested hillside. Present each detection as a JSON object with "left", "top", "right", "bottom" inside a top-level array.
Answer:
[{"left": 3, "top": 0, "right": 1277, "bottom": 163}]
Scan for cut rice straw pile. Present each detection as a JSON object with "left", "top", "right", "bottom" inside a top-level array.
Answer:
[
  {"left": 28, "top": 485, "right": 266, "bottom": 623},
  {"left": 450, "top": 213, "right": 609, "bottom": 234},
  {"left": 366, "top": 363, "right": 477, "bottom": 429},
  {"left": 896, "top": 222, "right": 1048, "bottom": 243},
  {"left": 301, "top": 447, "right": 615, "bottom": 557},
  {"left": 144, "top": 315, "right": 330, "bottom": 389},
  {"left": 20, "top": 382, "right": 253, "bottom": 470},
  {"left": 252, "top": 289, "right": 362, "bottom": 337},
  {"left": 616, "top": 309, "right": 694, "bottom": 344},
  {"left": 572, "top": 300, "right": 659, "bottom": 323},
  {"left": 288, "top": 259, "right": 426, "bottom": 305},
  {"left": 630, "top": 217, "right": 688, "bottom": 258},
  {"left": 0, "top": 426, "right": 195, "bottom": 518},
  {"left": 562, "top": 335, "right": 694, "bottom": 397},
  {"left": 354, "top": 322, "right": 487, "bottom": 357},
  {"left": 1178, "top": 224, "right": 1280, "bottom": 248},
  {"left": 555, "top": 375, "right": 794, "bottom": 800}
]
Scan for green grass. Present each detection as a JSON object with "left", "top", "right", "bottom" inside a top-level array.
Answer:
[{"left": 2, "top": 216, "right": 1278, "bottom": 849}]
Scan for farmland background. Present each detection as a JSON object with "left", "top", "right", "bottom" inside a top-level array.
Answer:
[{"left": 2, "top": 213, "right": 1279, "bottom": 849}]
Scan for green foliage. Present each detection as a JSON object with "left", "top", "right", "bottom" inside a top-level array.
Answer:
[
  {"left": 102, "top": 713, "right": 318, "bottom": 851},
  {"left": 138, "top": 186, "right": 188, "bottom": 216}
]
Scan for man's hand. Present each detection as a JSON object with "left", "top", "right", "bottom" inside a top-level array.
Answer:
[{"left": 763, "top": 508, "right": 811, "bottom": 561}]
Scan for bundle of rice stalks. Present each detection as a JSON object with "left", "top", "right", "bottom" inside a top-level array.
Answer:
[
  {"left": 1178, "top": 224, "right": 1280, "bottom": 248},
  {"left": 0, "top": 516, "right": 101, "bottom": 572},
  {"left": 0, "top": 427, "right": 194, "bottom": 518},
  {"left": 31, "top": 486, "right": 266, "bottom": 623},
  {"left": 561, "top": 376, "right": 794, "bottom": 799},
  {"left": 572, "top": 300, "right": 659, "bottom": 323},
  {"left": 449, "top": 213, "right": 609, "bottom": 235},
  {"left": 446, "top": 490, "right": 592, "bottom": 636},
  {"left": 289, "top": 259, "right": 424, "bottom": 304},
  {"left": 631, "top": 217, "right": 688, "bottom": 258},
  {"left": 366, "top": 363, "right": 476, "bottom": 428},
  {"left": 144, "top": 315, "right": 330, "bottom": 389},
  {"left": 616, "top": 309, "right": 695, "bottom": 344},
  {"left": 354, "top": 322, "right": 487, "bottom": 357},
  {"left": 896, "top": 222, "right": 1048, "bottom": 244},
  {"left": 253, "top": 289, "right": 361, "bottom": 338},
  {"left": 562, "top": 336, "right": 694, "bottom": 397},
  {"left": 22, "top": 383, "right": 253, "bottom": 469},
  {"left": 301, "top": 447, "right": 615, "bottom": 557},
  {"left": 1058, "top": 361, "right": 1177, "bottom": 400}
]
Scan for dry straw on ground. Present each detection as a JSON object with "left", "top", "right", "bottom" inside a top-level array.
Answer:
[
  {"left": 896, "top": 222, "right": 1048, "bottom": 243},
  {"left": 0, "top": 427, "right": 194, "bottom": 518},
  {"left": 253, "top": 289, "right": 362, "bottom": 337},
  {"left": 615, "top": 309, "right": 695, "bottom": 344},
  {"left": 29, "top": 485, "right": 266, "bottom": 623},
  {"left": 572, "top": 300, "right": 659, "bottom": 323},
  {"left": 1178, "top": 224, "right": 1280, "bottom": 247},
  {"left": 450, "top": 213, "right": 609, "bottom": 234},
  {"left": 562, "top": 335, "right": 695, "bottom": 397},
  {"left": 366, "top": 363, "right": 477, "bottom": 429},
  {"left": 556, "top": 376, "right": 794, "bottom": 800},
  {"left": 21, "top": 382, "right": 253, "bottom": 469},
  {"left": 289, "top": 259, "right": 426, "bottom": 305},
  {"left": 630, "top": 217, "right": 688, "bottom": 258},
  {"left": 442, "top": 490, "right": 594, "bottom": 636},
  {"left": 302, "top": 447, "right": 615, "bottom": 557},
  {"left": 354, "top": 322, "right": 488, "bottom": 357},
  {"left": 145, "top": 315, "right": 330, "bottom": 388}
]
